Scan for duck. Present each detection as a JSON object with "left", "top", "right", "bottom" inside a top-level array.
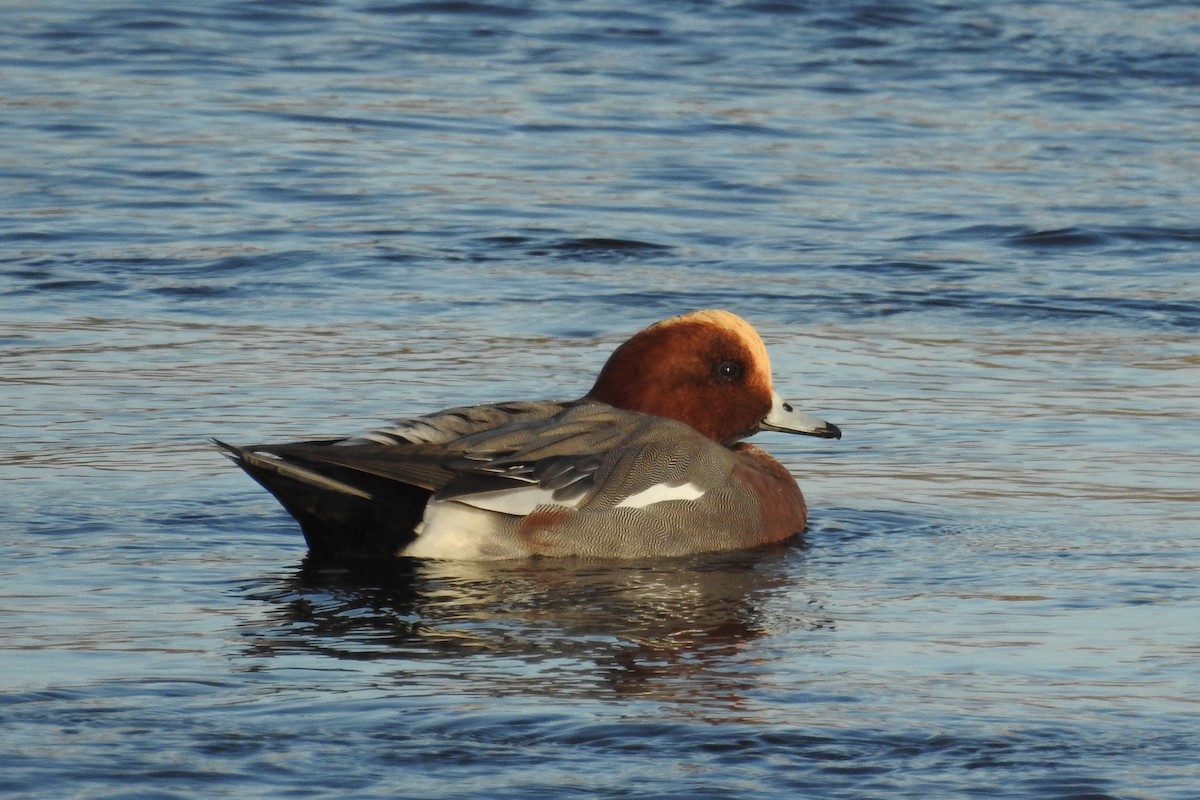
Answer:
[{"left": 217, "top": 309, "right": 841, "bottom": 560}]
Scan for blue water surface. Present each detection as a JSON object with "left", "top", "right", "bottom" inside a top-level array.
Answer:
[{"left": 2, "top": 1, "right": 1198, "bottom": 798}]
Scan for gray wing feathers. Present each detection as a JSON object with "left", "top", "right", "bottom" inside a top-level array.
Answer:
[
  {"left": 350, "top": 400, "right": 570, "bottom": 445},
  {"left": 228, "top": 401, "right": 726, "bottom": 511}
]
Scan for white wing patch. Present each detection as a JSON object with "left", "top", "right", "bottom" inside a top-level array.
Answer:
[{"left": 615, "top": 482, "right": 705, "bottom": 509}]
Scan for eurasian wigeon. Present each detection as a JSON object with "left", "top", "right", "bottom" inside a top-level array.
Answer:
[{"left": 218, "top": 309, "right": 841, "bottom": 560}]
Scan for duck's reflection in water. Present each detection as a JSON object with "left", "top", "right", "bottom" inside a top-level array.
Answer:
[{"left": 242, "top": 545, "right": 833, "bottom": 704}]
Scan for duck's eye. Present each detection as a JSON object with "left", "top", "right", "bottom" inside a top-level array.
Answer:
[{"left": 716, "top": 360, "right": 743, "bottom": 381}]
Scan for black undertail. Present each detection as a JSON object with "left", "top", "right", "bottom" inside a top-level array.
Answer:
[{"left": 215, "top": 439, "right": 430, "bottom": 560}]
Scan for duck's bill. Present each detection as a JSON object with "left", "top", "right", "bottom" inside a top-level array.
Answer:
[{"left": 761, "top": 391, "right": 842, "bottom": 439}]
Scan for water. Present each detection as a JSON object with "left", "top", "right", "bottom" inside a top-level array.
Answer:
[{"left": 2, "top": 1, "right": 1198, "bottom": 797}]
